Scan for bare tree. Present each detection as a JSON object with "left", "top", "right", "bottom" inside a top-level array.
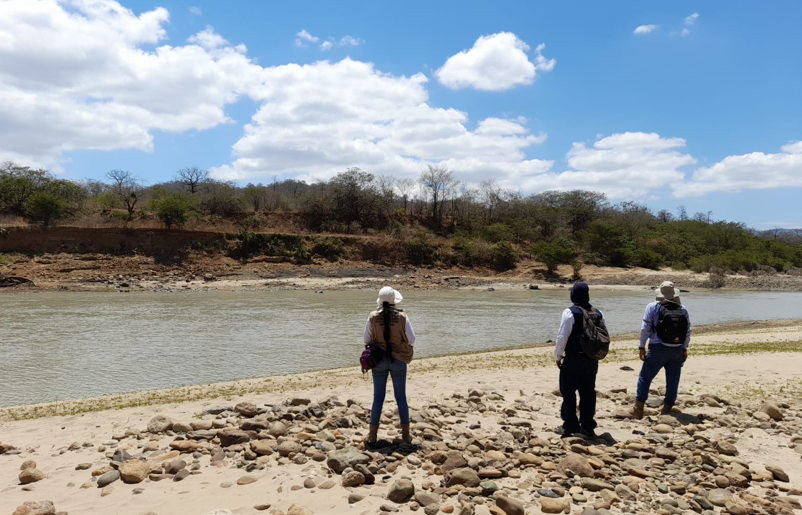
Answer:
[
  {"left": 656, "top": 209, "right": 674, "bottom": 223},
  {"left": 106, "top": 169, "right": 144, "bottom": 220},
  {"left": 479, "top": 178, "right": 503, "bottom": 223},
  {"left": 176, "top": 166, "right": 210, "bottom": 194},
  {"left": 418, "top": 165, "right": 453, "bottom": 223},
  {"left": 677, "top": 205, "right": 688, "bottom": 221},
  {"left": 396, "top": 178, "right": 417, "bottom": 211}
]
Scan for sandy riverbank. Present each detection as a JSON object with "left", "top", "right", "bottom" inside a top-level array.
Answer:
[{"left": 2, "top": 320, "right": 802, "bottom": 515}]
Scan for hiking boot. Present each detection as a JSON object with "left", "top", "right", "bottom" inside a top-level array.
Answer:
[
  {"left": 578, "top": 428, "right": 598, "bottom": 439},
  {"left": 400, "top": 423, "right": 412, "bottom": 442},
  {"left": 554, "top": 426, "right": 578, "bottom": 438},
  {"left": 660, "top": 404, "right": 674, "bottom": 415},
  {"left": 366, "top": 424, "right": 379, "bottom": 446},
  {"left": 632, "top": 400, "right": 645, "bottom": 420}
]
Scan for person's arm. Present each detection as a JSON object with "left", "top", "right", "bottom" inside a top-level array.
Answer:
[
  {"left": 639, "top": 304, "right": 653, "bottom": 361},
  {"left": 363, "top": 317, "right": 373, "bottom": 345},
  {"left": 554, "top": 309, "right": 575, "bottom": 365},
  {"left": 682, "top": 307, "right": 691, "bottom": 358},
  {"left": 405, "top": 316, "right": 416, "bottom": 345}
]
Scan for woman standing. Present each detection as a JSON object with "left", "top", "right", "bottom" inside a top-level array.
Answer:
[{"left": 363, "top": 286, "right": 416, "bottom": 445}]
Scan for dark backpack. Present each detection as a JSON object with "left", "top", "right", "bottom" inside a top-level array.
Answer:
[
  {"left": 573, "top": 306, "right": 610, "bottom": 360},
  {"left": 360, "top": 344, "right": 385, "bottom": 374},
  {"left": 656, "top": 303, "right": 688, "bottom": 344}
]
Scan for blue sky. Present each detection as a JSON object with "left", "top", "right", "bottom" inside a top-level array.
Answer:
[{"left": 1, "top": 0, "right": 801, "bottom": 227}]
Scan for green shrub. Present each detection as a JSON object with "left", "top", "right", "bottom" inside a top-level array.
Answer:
[
  {"left": 238, "top": 215, "right": 262, "bottom": 231},
  {"left": 492, "top": 241, "right": 518, "bottom": 271},
  {"left": 236, "top": 231, "right": 311, "bottom": 262},
  {"left": 634, "top": 248, "right": 663, "bottom": 269},
  {"left": 0, "top": 252, "right": 11, "bottom": 265},
  {"left": 571, "top": 259, "right": 584, "bottom": 280},
  {"left": 312, "top": 237, "right": 348, "bottom": 261},
  {"left": 404, "top": 238, "right": 436, "bottom": 266},
  {"left": 155, "top": 194, "right": 197, "bottom": 229},
  {"left": 452, "top": 238, "right": 494, "bottom": 267},
  {"left": 531, "top": 240, "right": 575, "bottom": 273},
  {"left": 26, "top": 192, "right": 67, "bottom": 227},
  {"left": 479, "top": 223, "right": 515, "bottom": 243}
]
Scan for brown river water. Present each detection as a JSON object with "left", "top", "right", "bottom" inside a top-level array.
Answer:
[{"left": 2, "top": 288, "right": 800, "bottom": 407}]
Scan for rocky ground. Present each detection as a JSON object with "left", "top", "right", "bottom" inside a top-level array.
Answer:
[
  {"left": 3, "top": 387, "right": 802, "bottom": 515},
  {"left": 2, "top": 322, "right": 802, "bottom": 515}
]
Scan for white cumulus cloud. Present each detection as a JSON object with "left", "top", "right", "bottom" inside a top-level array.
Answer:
[
  {"left": 0, "top": 0, "right": 262, "bottom": 170},
  {"left": 681, "top": 141, "right": 802, "bottom": 196},
  {"left": 518, "top": 132, "right": 696, "bottom": 198},
  {"left": 295, "top": 29, "right": 319, "bottom": 47},
  {"left": 189, "top": 6, "right": 202, "bottom": 16},
  {"left": 436, "top": 32, "right": 554, "bottom": 91},
  {"left": 685, "top": 13, "right": 700, "bottom": 25},
  {"left": 634, "top": 24, "right": 658, "bottom": 35}
]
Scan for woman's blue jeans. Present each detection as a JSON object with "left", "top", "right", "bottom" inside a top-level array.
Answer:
[
  {"left": 370, "top": 357, "right": 409, "bottom": 426},
  {"left": 636, "top": 344, "right": 685, "bottom": 407}
]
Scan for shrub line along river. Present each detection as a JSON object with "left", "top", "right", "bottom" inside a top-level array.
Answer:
[{"left": 2, "top": 289, "right": 801, "bottom": 407}]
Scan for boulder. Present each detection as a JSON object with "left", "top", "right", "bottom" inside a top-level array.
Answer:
[
  {"left": 387, "top": 478, "right": 415, "bottom": 503},
  {"left": 277, "top": 440, "right": 301, "bottom": 456},
  {"left": 235, "top": 402, "right": 259, "bottom": 417},
  {"left": 760, "top": 401, "right": 784, "bottom": 421},
  {"left": 496, "top": 495, "right": 526, "bottom": 515},
  {"left": 341, "top": 471, "right": 365, "bottom": 487},
  {"left": 558, "top": 453, "right": 594, "bottom": 477},
  {"left": 97, "top": 470, "right": 120, "bottom": 487},
  {"left": 326, "top": 449, "right": 370, "bottom": 474},
  {"left": 715, "top": 440, "right": 739, "bottom": 456},
  {"left": 446, "top": 468, "right": 481, "bottom": 487},
  {"left": 19, "top": 468, "right": 46, "bottom": 484},
  {"left": 11, "top": 501, "right": 56, "bottom": 515},
  {"left": 539, "top": 497, "right": 565, "bottom": 514},
  {"left": 119, "top": 460, "right": 149, "bottom": 484},
  {"left": 147, "top": 415, "right": 173, "bottom": 433},
  {"left": 218, "top": 429, "right": 251, "bottom": 447},
  {"left": 250, "top": 440, "right": 275, "bottom": 456},
  {"left": 765, "top": 464, "right": 789, "bottom": 482}
]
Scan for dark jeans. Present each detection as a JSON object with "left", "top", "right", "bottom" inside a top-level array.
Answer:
[
  {"left": 637, "top": 344, "right": 685, "bottom": 407},
  {"left": 559, "top": 353, "right": 598, "bottom": 432}
]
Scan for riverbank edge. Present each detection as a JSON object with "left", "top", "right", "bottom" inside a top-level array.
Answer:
[{"left": 3, "top": 318, "right": 801, "bottom": 422}]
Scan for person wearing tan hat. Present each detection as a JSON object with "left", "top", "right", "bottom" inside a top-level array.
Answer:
[
  {"left": 363, "top": 286, "right": 416, "bottom": 446},
  {"left": 630, "top": 281, "right": 691, "bottom": 418}
]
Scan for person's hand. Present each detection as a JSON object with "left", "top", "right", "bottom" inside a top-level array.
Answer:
[
  {"left": 556, "top": 359, "right": 562, "bottom": 369},
  {"left": 682, "top": 349, "right": 688, "bottom": 362},
  {"left": 639, "top": 348, "right": 646, "bottom": 362}
]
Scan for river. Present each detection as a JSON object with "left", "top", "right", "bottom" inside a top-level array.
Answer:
[{"left": 2, "top": 288, "right": 800, "bottom": 407}]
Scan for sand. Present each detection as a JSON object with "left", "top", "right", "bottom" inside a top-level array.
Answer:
[{"left": 2, "top": 320, "right": 802, "bottom": 515}]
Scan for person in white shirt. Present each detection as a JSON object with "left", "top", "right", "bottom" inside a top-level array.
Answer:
[
  {"left": 554, "top": 283, "right": 604, "bottom": 438},
  {"left": 363, "top": 287, "right": 416, "bottom": 446}
]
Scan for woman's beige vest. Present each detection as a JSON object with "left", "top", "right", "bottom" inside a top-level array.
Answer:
[{"left": 368, "top": 307, "right": 414, "bottom": 364}]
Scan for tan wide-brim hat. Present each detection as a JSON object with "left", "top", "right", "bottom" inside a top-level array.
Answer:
[
  {"left": 655, "top": 280, "right": 681, "bottom": 304},
  {"left": 377, "top": 286, "right": 403, "bottom": 305}
]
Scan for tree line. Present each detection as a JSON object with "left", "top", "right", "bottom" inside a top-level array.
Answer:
[{"left": 1, "top": 161, "right": 801, "bottom": 274}]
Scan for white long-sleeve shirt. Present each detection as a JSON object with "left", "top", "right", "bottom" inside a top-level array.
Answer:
[
  {"left": 363, "top": 315, "right": 416, "bottom": 345},
  {"left": 554, "top": 307, "right": 604, "bottom": 361}
]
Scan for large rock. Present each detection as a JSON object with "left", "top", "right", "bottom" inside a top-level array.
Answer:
[
  {"left": 441, "top": 451, "right": 469, "bottom": 473},
  {"left": 268, "top": 421, "right": 288, "bottom": 437},
  {"left": 415, "top": 492, "right": 441, "bottom": 507},
  {"left": 539, "top": 497, "right": 565, "bottom": 514},
  {"left": 218, "top": 429, "right": 251, "bottom": 447},
  {"left": 170, "top": 440, "right": 202, "bottom": 452},
  {"left": 558, "top": 454, "right": 594, "bottom": 477},
  {"left": 387, "top": 478, "right": 415, "bottom": 503},
  {"left": 147, "top": 415, "right": 173, "bottom": 433},
  {"left": 278, "top": 440, "right": 301, "bottom": 456},
  {"left": 235, "top": 402, "right": 259, "bottom": 417},
  {"left": 11, "top": 501, "right": 56, "bottom": 515},
  {"left": 715, "top": 440, "right": 739, "bottom": 456},
  {"left": 760, "top": 401, "right": 784, "bottom": 421},
  {"left": 287, "top": 504, "right": 316, "bottom": 515},
  {"left": 496, "top": 495, "right": 526, "bottom": 515},
  {"left": 97, "top": 470, "right": 120, "bottom": 487},
  {"left": 250, "top": 440, "right": 275, "bottom": 456},
  {"left": 708, "top": 488, "right": 732, "bottom": 506},
  {"left": 446, "top": 468, "right": 481, "bottom": 487},
  {"left": 326, "top": 449, "right": 370, "bottom": 474},
  {"left": 119, "top": 460, "right": 150, "bottom": 484},
  {"left": 19, "top": 468, "right": 46, "bottom": 484},
  {"left": 582, "top": 478, "right": 614, "bottom": 491},
  {"left": 765, "top": 464, "right": 789, "bottom": 482},
  {"left": 342, "top": 471, "right": 366, "bottom": 487}
]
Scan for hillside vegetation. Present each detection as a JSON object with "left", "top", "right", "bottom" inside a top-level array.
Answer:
[{"left": 2, "top": 162, "right": 801, "bottom": 277}]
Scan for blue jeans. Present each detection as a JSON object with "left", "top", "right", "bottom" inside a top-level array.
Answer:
[
  {"left": 370, "top": 357, "right": 409, "bottom": 426},
  {"left": 637, "top": 344, "right": 685, "bottom": 407}
]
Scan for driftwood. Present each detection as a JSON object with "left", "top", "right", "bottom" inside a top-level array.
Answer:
[{"left": 0, "top": 273, "right": 34, "bottom": 287}]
